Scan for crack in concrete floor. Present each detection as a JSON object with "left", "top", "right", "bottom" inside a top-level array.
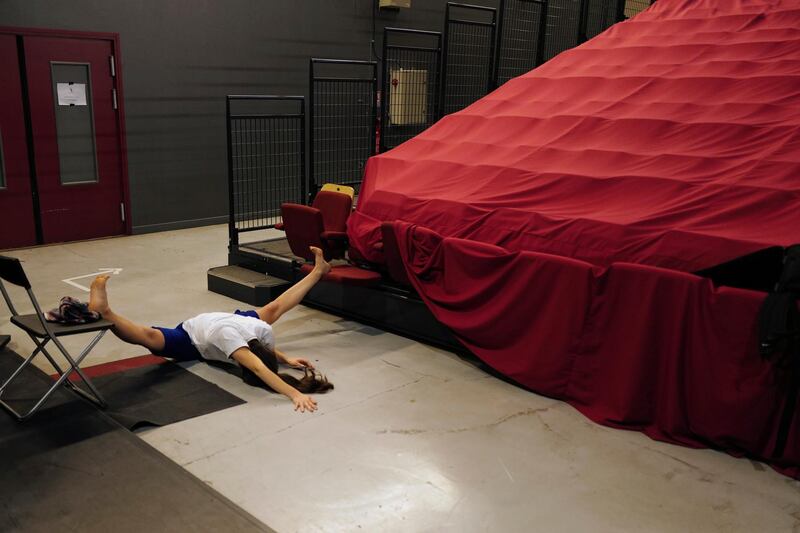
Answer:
[{"left": 376, "top": 404, "right": 559, "bottom": 436}]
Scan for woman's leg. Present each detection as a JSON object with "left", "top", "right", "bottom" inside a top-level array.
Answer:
[
  {"left": 89, "top": 275, "right": 166, "bottom": 352},
  {"left": 257, "top": 246, "right": 331, "bottom": 324}
]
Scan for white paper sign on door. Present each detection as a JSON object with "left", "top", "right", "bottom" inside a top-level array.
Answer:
[{"left": 56, "top": 83, "right": 87, "bottom": 106}]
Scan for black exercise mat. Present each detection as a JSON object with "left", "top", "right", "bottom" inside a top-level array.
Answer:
[
  {"left": 91, "top": 360, "right": 246, "bottom": 430},
  {"left": 0, "top": 349, "right": 271, "bottom": 532}
]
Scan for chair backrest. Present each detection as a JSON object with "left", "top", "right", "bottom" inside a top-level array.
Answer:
[
  {"left": 320, "top": 183, "right": 355, "bottom": 200},
  {"left": 0, "top": 255, "right": 42, "bottom": 320},
  {"left": 0, "top": 255, "right": 31, "bottom": 289},
  {"left": 312, "top": 191, "right": 352, "bottom": 233},
  {"left": 280, "top": 203, "right": 325, "bottom": 261}
]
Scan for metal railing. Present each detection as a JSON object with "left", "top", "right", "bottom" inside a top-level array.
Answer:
[
  {"left": 309, "top": 58, "right": 378, "bottom": 191},
  {"left": 440, "top": 3, "right": 498, "bottom": 116},
  {"left": 226, "top": 95, "right": 305, "bottom": 248},
  {"left": 495, "top": 0, "right": 549, "bottom": 86}
]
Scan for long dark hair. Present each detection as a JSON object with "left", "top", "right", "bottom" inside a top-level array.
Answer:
[{"left": 243, "top": 339, "right": 334, "bottom": 394}]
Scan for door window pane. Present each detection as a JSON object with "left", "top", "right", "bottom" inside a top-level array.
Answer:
[{"left": 51, "top": 63, "right": 98, "bottom": 184}]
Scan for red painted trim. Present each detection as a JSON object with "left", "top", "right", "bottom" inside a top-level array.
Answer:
[
  {"left": 54, "top": 354, "right": 167, "bottom": 382},
  {"left": 0, "top": 26, "right": 133, "bottom": 236}
]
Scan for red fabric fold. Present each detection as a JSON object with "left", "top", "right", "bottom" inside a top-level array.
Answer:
[{"left": 393, "top": 222, "right": 798, "bottom": 478}]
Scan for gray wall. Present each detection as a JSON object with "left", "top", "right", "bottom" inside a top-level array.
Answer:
[{"left": 1, "top": 1, "right": 495, "bottom": 233}]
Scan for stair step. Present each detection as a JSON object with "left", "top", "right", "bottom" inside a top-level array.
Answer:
[{"left": 208, "top": 265, "right": 292, "bottom": 306}]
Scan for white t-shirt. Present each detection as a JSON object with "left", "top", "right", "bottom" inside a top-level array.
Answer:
[{"left": 181, "top": 312, "right": 274, "bottom": 364}]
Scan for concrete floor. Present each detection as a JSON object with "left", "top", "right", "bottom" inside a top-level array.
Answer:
[{"left": 2, "top": 225, "right": 799, "bottom": 533}]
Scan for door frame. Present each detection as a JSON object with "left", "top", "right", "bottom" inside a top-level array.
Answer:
[{"left": 0, "top": 26, "right": 132, "bottom": 237}]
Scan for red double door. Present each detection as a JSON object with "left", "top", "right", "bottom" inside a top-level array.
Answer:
[{"left": 0, "top": 31, "right": 128, "bottom": 249}]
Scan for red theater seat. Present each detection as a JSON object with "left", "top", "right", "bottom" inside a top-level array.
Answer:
[
  {"left": 281, "top": 190, "right": 353, "bottom": 261},
  {"left": 281, "top": 204, "right": 326, "bottom": 260},
  {"left": 299, "top": 263, "right": 381, "bottom": 287}
]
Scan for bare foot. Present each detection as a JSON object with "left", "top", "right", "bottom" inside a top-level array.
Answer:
[
  {"left": 309, "top": 246, "right": 331, "bottom": 275},
  {"left": 89, "top": 275, "right": 111, "bottom": 315}
]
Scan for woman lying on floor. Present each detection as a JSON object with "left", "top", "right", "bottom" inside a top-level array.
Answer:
[{"left": 88, "top": 246, "right": 333, "bottom": 413}]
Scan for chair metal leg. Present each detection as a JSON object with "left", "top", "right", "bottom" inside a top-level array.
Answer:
[
  {"left": 33, "top": 337, "right": 66, "bottom": 376},
  {"left": 0, "top": 330, "right": 109, "bottom": 420},
  {"left": 0, "top": 347, "right": 40, "bottom": 395},
  {"left": 50, "top": 332, "right": 108, "bottom": 407},
  {"left": 2, "top": 362, "right": 79, "bottom": 421}
]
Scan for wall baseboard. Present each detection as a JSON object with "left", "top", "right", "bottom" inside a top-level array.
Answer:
[{"left": 132, "top": 215, "right": 228, "bottom": 235}]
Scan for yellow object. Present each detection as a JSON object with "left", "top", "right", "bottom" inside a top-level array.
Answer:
[
  {"left": 389, "top": 69, "right": 428, "bottom": 126},
  {"left": 379, "top": 0, "right": 411, "bottom": 8},
  {"left": 321, "top": 183, "right": 355, "bottom": 200}
]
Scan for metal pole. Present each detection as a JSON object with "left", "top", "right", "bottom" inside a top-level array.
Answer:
[
  {"left": 372, "top": 61, "right": 379, "bottom": 156},
  {"left": 439, "top": 2, "right": 452, "bottom": 120},
  {"left": 300, "top": 98, "right": 308, "bottom": 205},
  {"left": 536, "top": 0, "right": 550, "bottom": 66},
  {"left": 577, "top": 0, "right": 590, "bottom": 44},
  {"left": 494, "top": 0, "right": 506, "bottom": 89},
  {"left": 308, "top": 59, "right": 315, "bottom": 200},
  {"left": 381, "top": 27, "right": 390, "bottom": 153},
  {"left": 488, "top": 8, "right": 499, "bottom": 92},
  {"left": 434, "top": 32, "right": 443, "bottom": 121},
  {"left": 615, "top": 0, "right": 626, "bottom": 22},
  {"left": 225, "top": 96, "right": 237, "bottom": 248}
]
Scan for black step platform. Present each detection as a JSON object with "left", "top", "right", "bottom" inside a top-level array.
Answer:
[{"left": 208, "top": 265, "right": 292, "bottom": 307}]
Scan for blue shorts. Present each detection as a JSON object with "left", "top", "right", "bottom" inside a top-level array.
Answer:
[{"left": 152, "top": 309, "right": 260, "bottom": 361}]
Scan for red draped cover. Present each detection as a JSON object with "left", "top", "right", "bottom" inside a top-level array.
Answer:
[{"left": 348, "top": 0, "right": 800, "bottom": 477}]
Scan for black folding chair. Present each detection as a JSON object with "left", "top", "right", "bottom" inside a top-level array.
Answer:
[{"left": 0, "top": 255, "right": 112, "bottom": 420}]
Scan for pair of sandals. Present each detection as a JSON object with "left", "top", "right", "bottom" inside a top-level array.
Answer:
[{"left": 44, "top": 296, "right": 100, "bottom": 325}]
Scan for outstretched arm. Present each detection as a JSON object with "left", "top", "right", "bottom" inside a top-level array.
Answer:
[
  {"left": 274, "top": 347, "right": 315, "bottom": 369},
  {"left": 231, "top": 347, "right": 317, "bottom": 412}
]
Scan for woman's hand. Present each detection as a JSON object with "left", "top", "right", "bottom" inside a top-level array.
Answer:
[
  {"left": 285, "top": 357, "right": 315, "bottom": 369},
  {"left": 291, "top": 392, "right": 318, "bottom": 413}
]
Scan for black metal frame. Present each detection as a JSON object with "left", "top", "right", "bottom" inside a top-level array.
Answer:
[
  {"left": 542, "top": 0, "right": 627, "bottom": 61},
  {"left": 380, "top": 28, "right": 442, "bottom": 152},
  {"left": 309, "top": 58, "right": 378, "bottom": 190},
  {"left": 542, "top": 0, "right": 582, "bottom": 61},
  {"left": 495, "top": 0, "right": 549, "bottom": 86},
  {"left": 440, "top": 2, "right": 498, "bottom": 117},
  {"left": 226, "top": 95, "right": 305, "bottom": 250},
  {"left": 583, "top": 0, "right": 623, "bottom": 41}
]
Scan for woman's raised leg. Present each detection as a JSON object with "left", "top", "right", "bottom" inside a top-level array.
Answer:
[
  {"left": 257, "top": 246, "right": 331, "bottom": 324},
  {"left": 89, "top": 275, "right": 166, "bottom": 352}
]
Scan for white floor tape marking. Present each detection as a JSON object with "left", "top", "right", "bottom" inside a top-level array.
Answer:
[{"left": 62, "top": 268, "right": 123, "bottom": 292}]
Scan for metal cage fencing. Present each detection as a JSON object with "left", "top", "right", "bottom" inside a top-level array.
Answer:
[
  {"left": 542, "top": 0, "right": 582, "bottom": 61},
  {"left": 310, "top": 59, "right": 378, "bottom": 191},
  {"left": 226, "top": 95, "right": 305, "bottom": 247},
  {"left": 585, "top": 0, "right": 625, "bottom": 40},
  {"left": 440, "top": 3, "right": 497, "bottom": 116},
  {"left": 541, "top": 0, "right": 624, "bottom": 61},
  {"left": 381, "top": 28, "right": 442, "bottom": 152},
  {"left": 495, "top": 0, "right": 549, "bottom": 86}
]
